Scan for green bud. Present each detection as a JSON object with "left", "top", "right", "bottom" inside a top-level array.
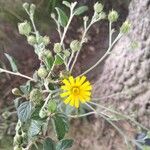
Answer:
[
  {"left": 37, "top": 67, "right": 48, "bottom": 78},
  {"left": 48, "top": 100, "right": 57, "bottom": 113},
  {"left": 23, "top": 3, "right": 29, "bottom": 10},
  {"left": 39, "top": 108, "right": 47, "bottom": 118},
  {"left": 94, "top": 2, "right": 103, "bottom": 13},
  {"left": 30, "top": 89, "right": 43, "bottom": 105},
  {"left": 27, "top": 35, "right": 36, "bottom": 45},
  {"left": 54, "top": 43, "right": 62, "bottom": 53},
  {"left": 43, "top": 50, "right": 52, "bottom": 58},
  {"left": 120, "top": 20, "right": 131, "bottom": 34},
  {"left": 14, "top": 146, "right": 22, "bottom": 150},
  {"left": 30, "top": 4, "right": 36, "bottom": 15},
  {"left": 12, "top": 88, "right": 22, "bottom": 96},
  {"left": 43, "top": 36, "right": 50, "bottom": 46},
  {"left": 99, "top": 12, "right": 106, "bottom": 20},
  {"left": 18, "top": 21, "right": 31, "bottom": 36},
  {"left": 83, "top": 16, "right": 89, "bottom": 22},
  {"left": 14, "top": 134, "right": 23, "bottom": 146},
  {"left": 2, "top": 111, "right": 11, "bottom": 119},
  {"left": 63, "top": 50, "right": 70, "bottom": 57},
  {"left": 108, "top": 10, "right": 119, "bottom": 22},
  {"left": 70, "top": 40, "right": 81, "bottom": 52}
]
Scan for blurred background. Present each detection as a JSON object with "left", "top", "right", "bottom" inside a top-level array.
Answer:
[{"left": 0, "top": 0, "right": 131, "bottom": 149}]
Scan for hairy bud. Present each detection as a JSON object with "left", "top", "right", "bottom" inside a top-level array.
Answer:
[
  {"left": 54, "top": 43, "right": 62, "bottom": 53},
  {"left": 30, "top": 89, "right": 43, "bottom": 105},
  {"left": 12, "top": 88, "right": 22, "bottom": 96},
  {"left": 27, "top": 35, "right": 36, "bottom": 45},
  {"left": 18, "top": 21, "right": 31, "bottom": 36},
  {"left": 37, "top": 67, "right": 48, "bottom": 78},
  {"left": 70, "top": 40, "right": 81, "bottom": 52},
  {"left": 94, "top": 2, "right": 103, "bottom": 13},
  {"left": 108, "top": 10, "right": 119, "bottom": 22},
  {"left": 43, "top": 36, "right": 50, "bottom": 46},
  {"left": 63, "top": 50, "right": 70, "bottom": 57},
  {"left": 120, "top": 20, "right": 131, "bottom": 34}
]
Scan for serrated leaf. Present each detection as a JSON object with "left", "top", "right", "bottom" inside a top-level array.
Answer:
[
  {"left": 4, "top": 53, "right": 18, "bottom": 72},
  {"left": 17, "top": 101, "right": 32, "bottom": 122},
  {"left": 28, "top": 120, "right": 42, "bottom": 138},
  {"left": 55, "top": 7, "right": 68, "bottom": 27},
  {"left": 56, "top": 139, "right": 73, "bottom": 150},
  {"left": 62, "top": 1, "right": 70, "bottom": 7},
  {"left": 52, "top": 114, "right": 69, "bottom": 140},
  {"left": 54, "top": 55, "right": 64, "bottom": 65},
  {"left": 74, "top": 6, "right": 88, "bottom": 15},
  {"left": 43, "top": 138, "right": 56, "bottom": 150}
]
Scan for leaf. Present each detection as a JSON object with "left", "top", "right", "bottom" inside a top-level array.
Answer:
[
  {"left": 54, "top": 55, "right": 64, "bottom": 65},
  {"left": 55, "top": 7, "right": 68, "bottom": 27},
  {"left": 17, "top": 101, "right": 32, "bottom": 122},
  {"left": 56, "top": 139, "right": 73, "bottom": 150},
  {"left": 52, "top": 114, "right": 69, "bottom": 140},
  {"left": 14, "top": 97, "right": 22, "bottom": 109},
  {"left": 44, "top": 57, "right": 54, "bottom": 71},
  {"left": 43, "top": 138, "right": 56, "bottom": 150},
  {"left": 28, "top": 120, "right": 42, "bottom": 138},
  {"left": 48, "top": 100, "right": 57, "bottom": 113},
  {"left": 62, "top": 1, "right": 70, "bottom": 7},
  {"left": 74, "top": 6, "right": 88, "bottom": 15},
  {"left": 20, "top": 81, "right": 31, "bottom": 95},
  {"left": 4, "top": 53, "right": 18, "bottom": 72}
]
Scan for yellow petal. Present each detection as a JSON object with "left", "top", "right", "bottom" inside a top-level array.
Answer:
[
  {"left": 69, "top": 76, "right": 75, "bottom": 86},
  {"left": 62, "top": 79, "right": 71, "bottom": 86},
  {"left": 79, "top": 76, "right": 86, "bottom": 85},
  {"left": 61, "top": 85, "right": 70, "bottom": 90},
  {"left": 75, "top": 98, "right": 79, "bottom": 108},
  {"left": 75, "top": 76, "right": 81, "bottom": 86},
  {"left": 60, "top": 92, "right": 70, "bottom": 97},
  {"left": 64, "top": 96, "right": 71, "bottom": 104},
  {"left": 80, "top": 81, "right": 90, "bottom": 89},
  {"left": 70, "top": 99, "right": 75, "bottom": 107}
]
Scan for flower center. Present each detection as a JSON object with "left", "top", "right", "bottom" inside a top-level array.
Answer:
[{"left": 72, "top": 87, "right": 80, "bottom": 95}]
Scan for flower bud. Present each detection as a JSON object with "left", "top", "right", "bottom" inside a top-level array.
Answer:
[
  {"left": 23, "top": 3, "right": 29, "bottom": 10},
  {"left": 94, "top": 2, "right": 103, "bottom": 13},
  {"left": 83, "top": 16, "right": 89, "bottom": 22},
  {"left": 2, "top": 111, "right": 11, "bottom": 119},
  {"left": 108, "top": 10, "right": 118, "bottom": 22},
  {"left": 12, "top": 88, "right": 22, "bottom": 96},
  {"left": 18, "top": 21, "right": 31, "bottom": 36},
  {"left": 39, "top": 108, "right": 47, "bottom": 118},
  {"left": 30, "top": 89, "right": 43, "bottom": 105},
  {"left": 43, "top": 50, "right": 52, "bottom": 58},
  {"left": 14, "top": 134, "right": 23, "bottom": 146},
  {"left": 99, "top": 12, "right": 106, "bottom": 20},
  {"left": 30, "top": 4, "right": 36, "bottom": 15},
  {"left": 37, "top": 67, "right": 48, "bottom": 78},
  {"left": 120, "top": 20, "right": 131, "bottom": 34},
  {"left": 27, "top": 35, "right": 36, "bottom": 45},
  {"left": 70, "top": 40, "right": 81, "bottom": 52},
  {"left": 14, "top": 146, "right": 23, "bottom": 150},
  {"left": 54, "top": 43, "right": 62, "bottom": 53},
  {"left": 63, "top": 50, "right": 70, "bottom": 57},
  {"left": 43, "top": 36, "right": 50, "bottom": 46}
]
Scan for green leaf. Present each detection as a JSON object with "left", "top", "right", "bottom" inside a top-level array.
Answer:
[
  {"left": 43, "top": 138, "right": 56, "bottom": 150},
  {"left": 14, "top": 97, "right": 22, "bottom": 109},
  {"left": 56, "top": 139, "right": 74, "bottom": 150},
  {"left": 20, "top": 81, "right": 31, "bottom": 95},
  {"left": 28, "top": 120, "right": 42, "bottom": 138},
  {"left": 55, "top": 7, "right": 68, "bottom": 27},
  {"left": 62, "top": 1, "right": 70, "bottom": 7},
  {"left": 48, "top": 100, "right": 57, "bottom": 113},
  {"left": 4, "top": 53, "right": 18, "bottom": 72},
  {"left": 17, "top": 101, "right": 32, "bottom": 122},
  {"left": 54, "top": 55, "right": 64, "bottom": 65},
  {"left": 74, "top": 6, "right": 88, "bottom": 15},
  {"left": 52, "top": 114, "right": 69, "bottom": 140},
  {"left": 44, "top": 57, "right": 54, "bottom": 71}
]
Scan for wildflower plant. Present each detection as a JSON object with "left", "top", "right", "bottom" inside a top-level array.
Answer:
[{"left": 0, "top": 1, "right": 149, "bottom": 150}]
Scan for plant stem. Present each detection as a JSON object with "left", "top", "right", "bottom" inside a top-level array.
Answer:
[
  {"left": 109, "top": 22, "right": 112, "bottom": 47},
  {"left": 68, "top": 111, "right": 95, "bottom": 118},
  {"left": 88, "top": 101, "right": 149, "bottom": 131},
  {"left": 78, "top": 33, "right": 122, "bottom": 76},
  {"left": 0, "top": 68, "right": 35, "bottom": 81}
]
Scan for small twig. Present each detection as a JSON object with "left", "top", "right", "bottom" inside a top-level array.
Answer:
[{"left": 0, "top": 68, "right": 35, "bottom": 81}]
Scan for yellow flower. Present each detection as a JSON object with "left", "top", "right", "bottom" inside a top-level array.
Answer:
[{"left": 60, "top": 76, "right": 92, "bottom": 108}]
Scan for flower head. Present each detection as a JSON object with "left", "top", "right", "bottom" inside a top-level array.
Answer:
[{"left": 60, "top": 76, "right": 92, "bottom": 108}]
